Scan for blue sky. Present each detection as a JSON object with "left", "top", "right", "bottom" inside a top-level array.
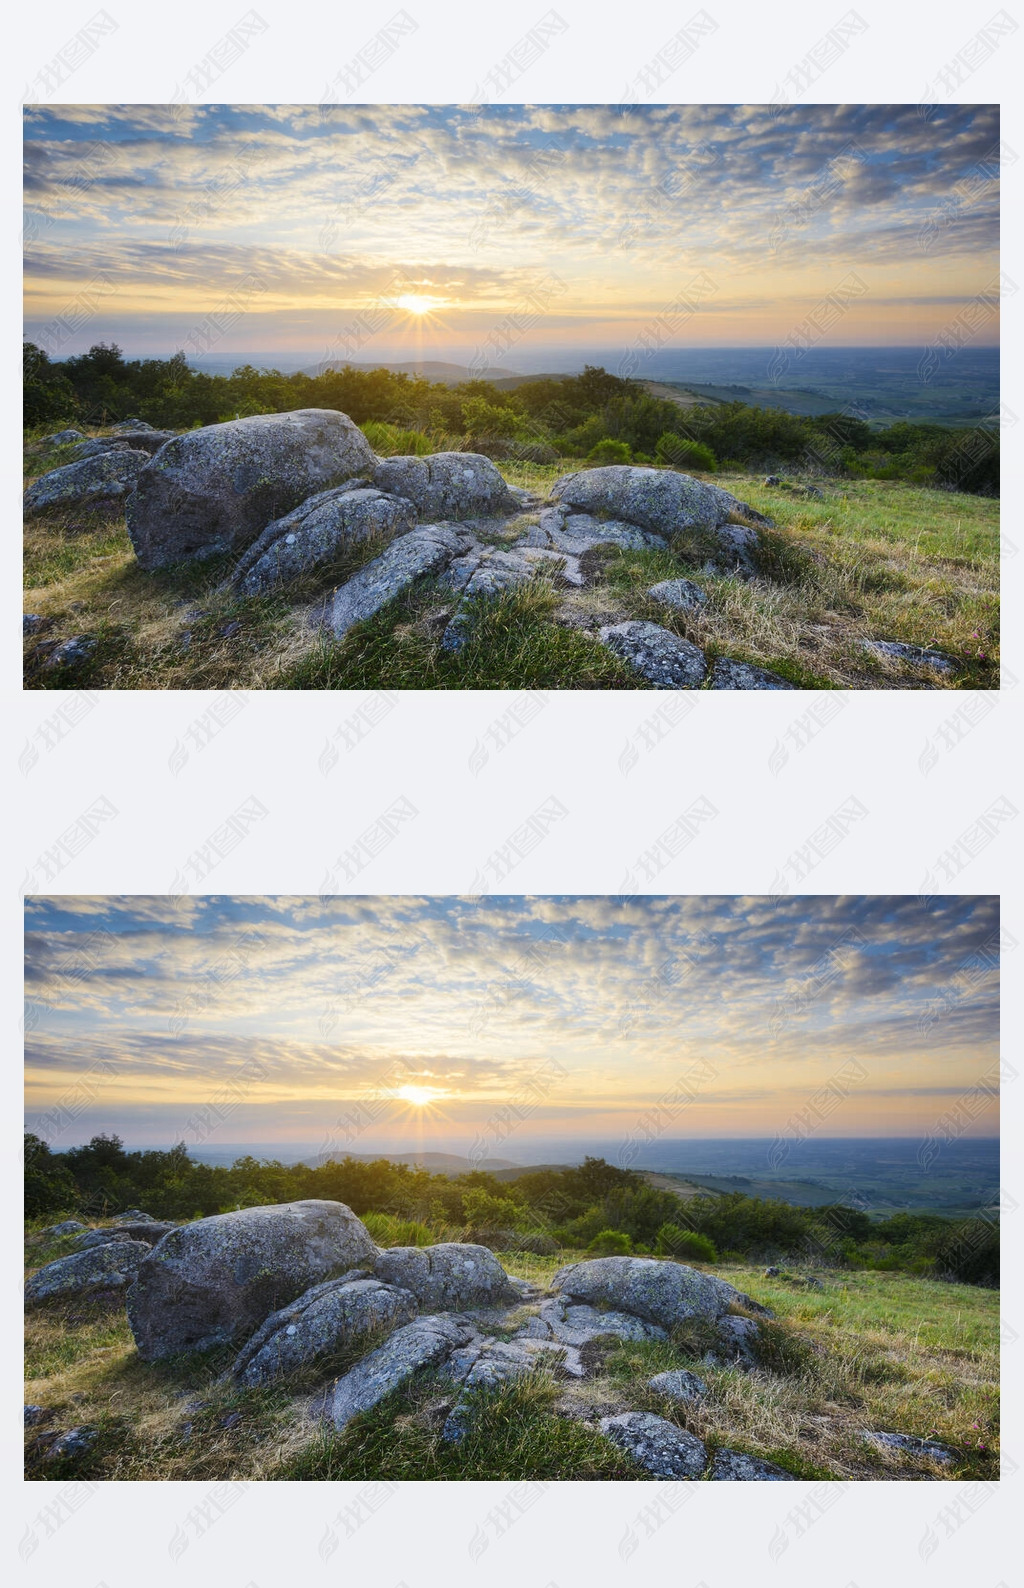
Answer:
[
  {"left": 23, "top": 896, "right": 1000, "bottom": 1150},
  {"left": 23, "top": 103, "right": 1000, "bottom": 359}
]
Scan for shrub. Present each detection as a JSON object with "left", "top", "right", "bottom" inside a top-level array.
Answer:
[
  {"left": 654, "top": 1223, "right": 718, "bottom": 1262},
  {"left": 587, "top": 1229, "right": 632, "bottom": 1256},
  {"left": 362, "top": 1212, "right": 433, "bottom": 1247},
  {"left": 361, "top": 421, "right": 432, "bottom": 456},
  {"left": 587, "top": 438, "right": 632, "bottom": 465},
  {"left": 655, "top": 432, "right": 717, "bottom": 472},
  {"left": 461, "top": 1188, "right": 528, "bottom": 1230}
]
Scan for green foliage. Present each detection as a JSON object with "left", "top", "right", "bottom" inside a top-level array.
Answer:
[
  {"left": 654, "top": 1223, "right": 718, "bottom": 1262},
  {"left": 360, "top": 421, "right": 432, "bottom": 455},
  {"left": 361, "top": 1212, "right": 433, "bottom": 1247},
  {"left": 586, "top": 438, "right": 632, "bottom": 464},
  {"left": 587, "top": 1228, "right": 633, "bottom": 1255},
  {"left": 655, "top": 432, "right": 717, "bottom": 471},
  {"left": 461, "top": 1188, "right": 529, "bottom": 1230}
]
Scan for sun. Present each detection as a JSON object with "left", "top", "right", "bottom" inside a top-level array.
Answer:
[
  {"left": 394, "top": 293, "right": 441, "bottom": 316},
  {"left": 395, "top": 1084, "right": 440, "bottom": 1106}
]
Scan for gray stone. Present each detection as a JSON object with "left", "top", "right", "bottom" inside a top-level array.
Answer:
[
  {"left": 862, "top": 1431, "right": 955, "bottom": 1464},
  {"left": 40, "top": 429, "right": 84, "bottom": 446},
  {"left": 24, "top": 1405, "right": 52, "bottom": 1427},
  {"left": 71, "top": 1222, "right": 176, "bottom": 1251},
  {"left": 126, "top": 1199, "right": 377, "bottom": 1360},
  {"left": 24, "top": 449, "right": 149, "bottom": 513},
  {"left": 524, "top": 508, "right": 666, "bottom": 554},
  {"left": 710, "top": 1448, "right": 798, "bottom": 1480},
  {"left": 552, "top": 1257, "right": 741, "bottom": 1329},
  {"left": 126, "top": 409, "right": 376, "bottom": 569},
  {"left": 330, "top": 524, "right": 472, "bottom": 639},
  {"left": 372, "top": 452, "right": 521, "bottom": 519},
  {"left": 371, "top": 1243, "right": 518, "bottom": 1311},
  {"left": 71, "top": 431, "right": 175, "bottom": 460},
  {"left": 444, "top": 1335, "right": 585, "bottom": 1391},
  {"left": 598, "top": 621, "right": 707, "bottom": 688},
  {"left": 648, "top": 577, "right": 707, "bottom": 611},
  {"left": 23, "top": 614, "right": 52, "bottom": 637},
  {"left": 764, "top": 1266, "right": 780, "bottom": 1277},
  {"left": 40, "top": 1426, "right": 98, "bottom": 1461},
  {"left": 539, "top": 1298, "right": 666, "bottom": 1346},
  {"left": 860, "top": 639, "right": 956, "bottom": 674},
  {"left": 232, "top": 484, "right": 415, "bottom": 595},
  {"left": 442, "top": 542, "right": 584, "bottom": 598},
  {"left": 231, "top": 1276, "right": 418, "bottom": 1386},
  {"left": 26, "top": 1241, "right": 150, "bottom": 1303},
  {"left": 599, "top": 1411, "right": 708, "bottom": 1478},
  {"left": 711, "top": 658, "right": 796, "bottom": 690},
  {"left": 648, "top": 1368, "right": 709, "bottom": 1404},
  {"left": 42, "top": 635, "right": 97, "bottom": 670},
  {"left": 112, "top": 417, "right": 155, "bottom": 432},
  {"left": 551, "top": 465, "right": 770, "bottom": 535},
  {"left": 120, "top": 1209, "right": 156, "bottom": 1221},
  {"left": 42, "top": 1220, "right": 84, "bottom": 1237},
  {"left": 703, "top": 521, "right": 761, "bottom": 577},
  {"left": 331, "top": 1314, "right": 476, "bottom": 1428},
  {"left": 716, "top": 1314, "right": 761, "bottom": 1366}
]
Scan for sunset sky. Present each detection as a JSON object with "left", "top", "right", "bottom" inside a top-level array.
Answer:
[
  {"left": 24, "top": 896, "right": 999, "bottom": 1152},
  {"left": 23, "top": 104, "right": 1000, "bottom": 362}
]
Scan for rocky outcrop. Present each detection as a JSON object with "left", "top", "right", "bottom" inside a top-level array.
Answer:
[
  {"left": 330, "top": 524, "right": 473, "bottom": 638},
  {"left": 125, "top": 409, "right": 376, "bottom": 569},
  {"left": 70, "top": 1222, "right": 176, "bottom": 1250},
  {"left": 552, "top": 1257, "right": 741, "bottom": 1329},
  {"left": 41, "top": 1220, "right": 84, "bottom": 1237},
  {"left": 647, "top": 1368, "right": 709, "bottom": 1403},
  {"left": 372, "top": 452, "right": 525, "bottom": 519},
  {"left": 70, "top": 433, "right": 175, "bottom": 461},
  {"left": 331, "top": 1314, "right": 476, "bottom": 1428},
  {"left": 24, "top": 449, "right": 150, "bottom": 513},
  {"left": 710, "top": 1449, "right": 798, "bottom": 1480},
  {"left": 231, "top": 1275, "right": 417, "bottom": 1387},
  {"left": 537, "top": 1297, "right": 666, "bottom": 1346},
  {"left": 598, "top": 621, "right": 707, "bottom": 688},
  {"left": 125, "top": 1199, "right": 377, "bottom": 1359},
  {"left": 232, "top": 484, "right": 416, "bottom": 595},
  {"left": 599, "top": 1412, "right": 708, "bottom": 1478},
  {"left": 524, "top": 506, "right": 667, "bottom": 554},
  {"left": 710, "top": 659, "right": 796, "bottom": 690},
  {"left": 862, "top": 1431, "right": 955, "bottom": 1464},
  {"left": 551, "top": 465, "right": 770, "bottom": 536},
  {"left": 371, "top": 1243, "right": 519, "bottom": 1311},
  {"left": 40, "top": 429, "right": 84, "bottom": 447},
  {"left": 26, "top": 1241, "right": 150, "bottom": 1303},
  {"left": 860, "top": 640, "right": 956, "bottom": 674},
  {"left": 648, "top": 577, "right": 707, "bottom": 611}
]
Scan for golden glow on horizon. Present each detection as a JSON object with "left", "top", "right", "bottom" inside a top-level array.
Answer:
[
  {"left": 395, "top": 1084, "right": 443, "bottom": 1106},
  {"left": 394, "top": 293, "right": 444, "bottom": 316}
]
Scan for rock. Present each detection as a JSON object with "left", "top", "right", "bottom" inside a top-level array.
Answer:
[
  {"left": 764, "top": 1266, "right": 780, "bottom": 1278},
  {"left": 371, "top": 1243, "right": 518, "bottom": 1311},
  {"left": 39, "top": 1426, "right": 98, "bottom": 1462},
  {"left": 710, "top": 658, "right": 796, "bottom": 690},
  {"left": 862, "top": 1431, "right": 955, "bottom": 1464},
  {"left": 24, "top": 1405, "right": 53, "bottom": 1427},
  {"left": 599, "top": 1411, "right": 708, "bottom": 1478},
  {"left": 331, "top": 1314, "right": 476, "bottom": 1428},
  {"left": 764, "top": 475, "right": 781, "bottom": 487},
  {"left": 648, "top": 577, "right": 707, "bottom": 611},
  {"left": 806, "top": 1276, "right": 824, "bottom": 1290},
  {"left": 710, "top": 1448, "right": 798, "bottom": 1480},
  {"left": 647, "top": 1368, "right": 708, "bottom": 1404},
  {"left": 41, "top": 429, "right": 85, "bottom": 446},
  {"left": 551, "top": 466, "right": 771, "bottom": 536},
  {"left": 231, "top": 484, "right": 416, "bottom": 595},
  {"left": 524, "top": 507, "right": 666, "bottom": 554},
  {"left": 860, "top": 639, "right": 956, "bottom": 674},
  {"left": 598, "top": 621, "right": 707, "bottom": 688},
  {"left": 715, "top": 1314, "right": 761, "bottom": 1366},
  {"left": 125, "top": 409, "right": 376, "bottom": 569},
  {"left": 26, "top": 1240, "right": 150, "bottom": 1303},
  {"left": 42, "top": 635, "right": 97, "bottom": 670},
  {"left": 439, "top": 542, "right": 584, "bottom": 650},
  {"left": 71, "top": 1222, "right": 176, "bottom": 1250},
  {"left": 231, "top": 1276, "right": 418, "bottom": 1387},
  {"left": 125, "top": 1199, "right": 377, "bottom": 1360},
  {"left": 444, "top": 1335, "right": 585, "bottom": 1390},
  {"left": 24, "top": 449, "right": 150, "bottom": 513},
  {"left": 540, "top": 1297, "right": 666, "bottom": 1346},
  {"left": 120, "top": 1209, "right": 156, "bottom": 1222},
  {"left": 552, "top": 1257, "right": 741, "bottom": 1329},
  {"left": 23, "top": 613, "right": 53, "bottom": 637},
  {"left": 112, "top": 417, "right": 155, "bottom": 432},
  {"left": 41, "top": 1220, "right": 84, "bottom": 1237},
  {"left": 703, "top": 521, "right": 761, "bottom": 577},
  {"left": 330, "top": 524, "right": 472, "bottom": 639},
  {"left": 372, "top": 452, "right": 521, "bottom": 519},
  {"left": 71, "top": 431, "right": 176, "bottom": 460}
]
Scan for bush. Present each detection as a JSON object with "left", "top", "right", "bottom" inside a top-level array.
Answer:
[
  {"left": 461, "top": 1188, "right": 528, "bottom": 1230},
  {"left": 654, "top": 1223, "right": 718, "bottom": 1262},
  {"left": 362, "top": 1212, "right": 433, "bottom": 1247},
  {"left": 587, "top": 1229, "right": 633, "bottom": 1256},
  {"left": 361, "top": 421, "right": 432, "bottom": 455},
  {"left": 586, "top": 438, "right": 632, "bottom": 465},
  {"left": 655, "top": 433, "right": 717, "bottom": 472}
]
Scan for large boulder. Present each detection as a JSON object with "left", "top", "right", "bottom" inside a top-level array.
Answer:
[
  {"left": 552, "top": 1257, "right": 740, "bottom": 1328},
  {"left": 550, "top": 466, "right": 769, "bottom": 536},
  {"left": 232, "top": 484, "right": 416, "bottom": 596},
  {"left": 332, "top": 1314, "right": 476, "bottom": 1428},
  {"left": 371, "top": 1243, "right": 519, "bottom": 1311},
  {"left": 599, "top": 1412, "right": 708, "bottom": 1478},
  {"left": 125, "top": 409, "right": 376, "bottom": 569},
  {"left": 125, "top": 1200, "right": 377, "bottom": 1360},
  {"left": 23, "top": 449, "right": 150, "bottom": 513},
  {"left": 372, "top": 452, "right": 523, "bottom": 519},
  {"left": 524, "top": 507, "right": 667, "bottom": 553},
  {"left": 538, "top": 1297, "right": 666, "bottom": 1346},
  {"left": 231, "top": 1275, "right": 417, "bottom": 1386},
  {"left": 26, "top": 1241, "right": 150, "bottom": 1303},
  {"left": 330, "top": 524, "right": 472, "bottom": 638}
]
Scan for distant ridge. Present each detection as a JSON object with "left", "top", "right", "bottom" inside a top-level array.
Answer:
[
  {"left": 316, "top": 1149, "right": 522, "bottom": 1174},
  {"left": 298, "top": 359, "right": 522, "bottom": 383}
]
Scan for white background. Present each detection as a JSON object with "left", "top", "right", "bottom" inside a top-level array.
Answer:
[{"left": 6, "top": 2, "right": 1021, "bottom": 1584}]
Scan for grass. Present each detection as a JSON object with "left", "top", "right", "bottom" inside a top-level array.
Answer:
[
  {"left": 25, "top": 1231, "right": 998, "bottom": 1482},
  {"left": 24, "top": 434, "right": 999, "bottom": 690}
]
